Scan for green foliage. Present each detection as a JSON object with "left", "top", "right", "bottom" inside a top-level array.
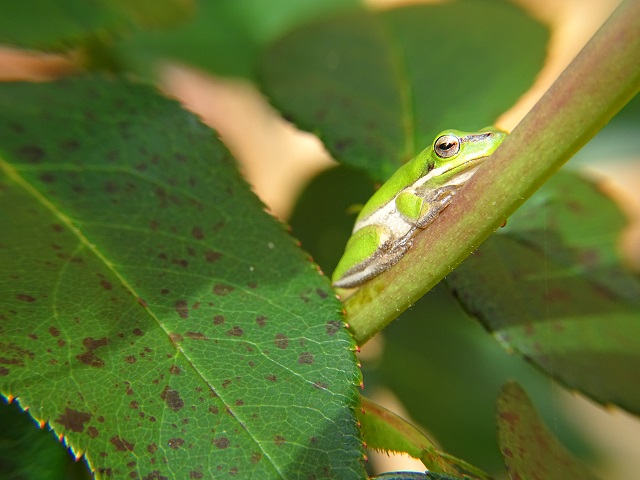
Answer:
[
  {"left": 0, "top": 0, "right": 194, "bottom": 50},
  {"left": 260, "top": 0, "right": 547, "bottom": 180},
  {"left": 450, "top": 172, "right": 640, "bottom": 413},
  {"left": 0, "top": 0, "right": 639, "bottom": 479},
  {"left": 0, "top": 78, "right": 364, "bottom": 479}
]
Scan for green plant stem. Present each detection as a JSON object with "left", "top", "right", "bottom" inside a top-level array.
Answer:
[{"left": 343, "top": 0, "right": 640, "bottom": 346}]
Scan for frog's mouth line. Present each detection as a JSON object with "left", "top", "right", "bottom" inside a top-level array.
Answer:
[{"left": 461, "top": 132, "right": 492, "bottom": 143}]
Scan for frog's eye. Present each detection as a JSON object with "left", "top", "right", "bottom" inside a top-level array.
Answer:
[{"left": 434, "top": 135, "right": 460, "bottom": 158}]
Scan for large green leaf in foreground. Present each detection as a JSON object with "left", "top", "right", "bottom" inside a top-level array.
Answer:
[
  {"left": 449, "top": 171, "right": 640, "bottom": 414},
  {"left": 260, "top": 0, "right": 548, "bottom": 181},
  {"left": 0, "top": 77, "right": 365, "bottom": 479}
]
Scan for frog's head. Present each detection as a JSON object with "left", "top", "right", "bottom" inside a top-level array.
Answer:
[{"left": 428, "top": 127, "right": 507, "bottom": 183}]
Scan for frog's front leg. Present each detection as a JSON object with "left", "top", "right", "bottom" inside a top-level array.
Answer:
[{"left": 395, "top": 185, "right": 460, "bottom": 231}]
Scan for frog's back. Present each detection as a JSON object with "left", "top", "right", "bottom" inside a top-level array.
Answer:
[{"left": 355, "top": 150, "right": 431, "bottom": 224}]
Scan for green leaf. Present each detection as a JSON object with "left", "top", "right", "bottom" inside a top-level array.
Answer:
[
  {"left": 358, "top": 396, "right": 490, "bottom": 479},
  {"left": 448, "top": 171, "right": 640, "bottom": 414},
  {"left": 118, "top": 0, "right": 363, "bottom": 79},
  {"left": 260, "top": 0, "right": 548, "bottom": 181},
  {"left": 496, "top": 382, "right": 598, "bottom": 480},
  {"left": 0, "top": 0, "right": 194, "bottom": 51},
  {"left": 373, "top": 284, "right": 590, "bottom": 474},
  {"left": 0, "top": 77, "right": 365, "bottom": 479}
]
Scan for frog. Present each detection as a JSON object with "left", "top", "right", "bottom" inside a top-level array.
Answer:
[{"left": 331, "top": 127, "right": 507, "bottom": 289}]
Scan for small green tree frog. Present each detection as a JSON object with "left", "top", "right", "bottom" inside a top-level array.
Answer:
[{"left": 332, "top": 127, "right": 507, "bottom": 288}]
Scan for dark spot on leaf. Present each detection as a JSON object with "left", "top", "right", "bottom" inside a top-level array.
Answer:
[
  {"left": 205, "top": 250, "right": 222, "bottom": 263},
  {"left": 15, "top": 293, "right": 36, "bottom": 303},
  {"left": 60, "top": 139, "right": 80, "bottom": 151},
  {"left": 141, "top": 471, "right": 168, "bottom": 480},
  {"left": 298, "top": 352, "right": 314, "bottom": 364},
  {"left": 229, "top": 467, "right": 238, "bottom": 475},
  {"left": 17, "top": 145, "right": 45, "bottom": 163},
  {"left": 316, "top": 289, "right": 328, "bottom": 299},
  {"left": 209, "top": 406, "right": 219, "bottom": 415},
  {"left": 247, "top": 282, "right": 257, "bottom": 289},
  {"left": 110, "top": 435, "right": 135, "bottom": 452},
  {"left": 160, "top": 289, "right": 170, "bottom": 295},
  {"left": 192, "top": 301, "right": 201, "bottom": 309},
  {"left": 56, "top": 407, "right": 92, "bottom": 433},
  {"left": 52, "top": 224, "right": 63, "bottom": 233},
  {"left": 251, "top": 452, "right": 262, "bottom": 464},
  {"left": 160, "top": 386, "right": 184, "bottom": 412},
  {"left": 132, "top": 328, "right": 144, "bottom": 336},
  {"left": 255, "top": 316, "right": 267, "bottom": 327},
  {"left": 190, "top": 471, "right": 204, "bottom": 479},
  {"left": 169, "top": 333, "right": 183, "bottom": 344},
  {"left": 191, "top": 227, "right": 204, "bottom": 240},
  {"left": 40, "top": 173, "right": 55, "bottom": 183},
  {"left": 130, "top": 401, "right": 139, "bottom": 409},
  {"left": 266, "top": 375, "right": 276, "bottom": 382},
  {"left": 104, "top": 180, "right": 118, "bottom": 193},
  {"left": 147, "top": 443, "right": 158, "bottom": 454},
  {"left": 175, "top": 300, "right": 189, "bottom": 319},
  {"left": 125, "top": 355, "right": 137, "bottom": 364},
  {"left": 213, "top": 284, "right": 234, "bottom": 296},
  {"left": 28, "top": 333, "right": 38, "bottom": 340},
  {"left": 274, "top": 435, "right": 286, "bottom": 446},
  {"left": 310, "top": 436, "right": 318, "bottom": 444},
  {"left": 172, "top": 258, "right": 189, "bottom": 268},
  {"left": 169, "top": 366, "right": 181, "bottom": 375},
  {"left": 9, "top": 122, "right": 25, "bottom": 134},
  {"left": 334, "top": 138, "right": 354, "bottom": 153},
  {"left": 213, "top": 315, "right": 225, "bottom": 325},
  {"left": 76, "top": 337, "right": 109, "bottom": 367},
  {"left": 226, "top": 326, "right": 243, "bottom": 337},
  {"left": 49, "top": 326, "right": 60, "bottom": 337},
  {"left": 235, "top": 399, "right": 244, "bottom": 406},
  {"left": 211, "top": 220, "right": 226, "bottom": 232},
  {"left": 100, "top": 280, "right": 113, "bottom": 290},
  {"left": 545, "top": 288, "right": 571, "bottom": 302},
  {"left": 326, "top": 320, "right": 342, "bottom": 336},
  {"left": 274, "top": 334, "right": 289, "bottom": 349},
  {"left": 185, "top": 332, "right": 209, "bottom": 340},
  {"left": 168, "top": 438, "right": 185, "bottom": 449},
  {"left": 87, "top": 426, "right": 99, "bottom": 438},
  {"left": 222, "top": 380, "right": 231, "bottom": 389},
  {"left": 299, "top": 291, "right": 311, "bottom": 303},
  {"left": 213, "top": 437, "right": 230, "bottom": 449},
  {"left": 314, "top": 381, "right": 328, "bottom": 390}
]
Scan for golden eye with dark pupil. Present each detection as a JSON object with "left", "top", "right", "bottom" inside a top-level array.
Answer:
[{"left": 434, "top": 135, "right": 461, "bottom": 158}]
